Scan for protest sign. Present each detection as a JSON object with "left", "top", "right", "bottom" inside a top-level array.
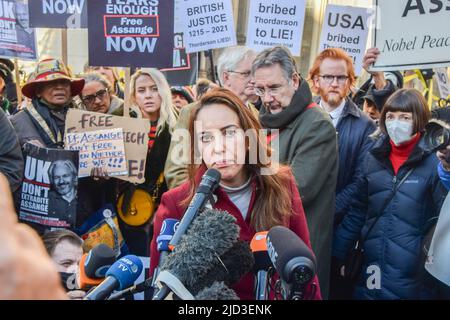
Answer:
[
  {"left": 65, "top": 128, "right": 128, "bottom": 178},
  {"left": 87, "top": 0, "right": 174, "bottom": 68},
  {"left": 246, "top": 0, "right": 307, "bottom": 56},
  {"left": 19, "top": 142, "right": 79, "bottom": 229},
  {"left": 371, "top": 0, "right": 450, "bottom": 71},
  {"left": 28, "top": 0, "right": 87, "bottom": 28},
  {"left": 161, "top": 32, "right": 198, "bottom": 86},
  {"left": 177, "top": 0, "right": 236, "bottom": 53},
  {"left": 318, "top": 5, "right": 371, "bottom": 75},
  {"left": 65, "top": 109, "right": 149, "bottom": 184},
  {"left": 435, "top": 68, "right": 450, "bottom": 99},
  {"left": 0, "top": 0, "right": 37, "bottom": 60}
]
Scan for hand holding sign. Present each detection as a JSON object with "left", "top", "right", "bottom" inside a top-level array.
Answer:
[
  {"left": 364, "top": 47, "right": 387, "bottom": 90},
  {"left": 0, "top": 173, "right": 67, "bottom": 300}
]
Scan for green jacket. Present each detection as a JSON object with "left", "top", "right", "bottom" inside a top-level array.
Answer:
[{"left": 259, "top": 80, "right": 338, "bottom": 298}]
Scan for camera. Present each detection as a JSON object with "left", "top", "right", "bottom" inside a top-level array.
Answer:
[{"left": 424, "top": 120, "right": 450, "bottom": 162}]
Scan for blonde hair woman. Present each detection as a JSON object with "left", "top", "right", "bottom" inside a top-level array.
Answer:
[{"left": 118, "top": 68, "right": 178, "bottom": 257}]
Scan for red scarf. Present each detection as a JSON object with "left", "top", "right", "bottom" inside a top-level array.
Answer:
[
  {"left": 389, "top": 132, "right": 421, "bottom": 175},
  {"left": 148, "top": 120, "right": 158, "bottom": 151}
]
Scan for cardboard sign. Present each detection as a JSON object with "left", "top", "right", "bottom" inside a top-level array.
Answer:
[
  {"left": 0, "top": 0, "right": 37, "bottom": 60},
  {"left": 177, "top": 0, "right": 236, "bottom": 53},
  {"left": 372, "top": 0, "right": 450, "bottom": 71},
  {"left": 318, "top": 5, "right": 372, "bottom": 76},
  {"left": 65, "top": 109, "right": 149, "bottom": 184},
  {"left": 87, "top": 0, "right": 174, "bottom": 68},
  {"left": 65, "top": 128, "right": 128, "bottom": 178},
  {"left": 19, "top": 143, "right": 79, "bottom": 229},
  {"left": 28, "top": 0, "right": 87, "bottom": 28},
  {"left": 435, "top": 68, "right": 450, "bottom": 99},
  {"left": 246, "top": 0, "right": 307, "bottom": 56}
]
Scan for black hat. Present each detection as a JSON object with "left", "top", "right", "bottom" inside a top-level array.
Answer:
[
  {"left": 362, "top": 86, "right": 382, "bottom": 112},
  {"left": 0, "top": 58, "right": 14, "bottom": 72}
]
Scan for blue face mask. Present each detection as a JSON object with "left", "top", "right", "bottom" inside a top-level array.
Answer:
[{"left": 386, "top": 119, "right": 413, "bottom": 146}]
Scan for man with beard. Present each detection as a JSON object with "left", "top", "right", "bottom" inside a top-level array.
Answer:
[
  {"left": 309, "top": 48, "right": 376, "bottom": 299},
  {"left": 48, "top": 160, "right": 78, "bottom": 228},
  {"left": 253, "top": 46, "right": 338, "bottom": 299}
]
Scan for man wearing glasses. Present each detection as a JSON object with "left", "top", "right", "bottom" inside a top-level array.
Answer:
[
  {"left": 252, "top": 46, "right": 338, "bottom": 299},
  {"left": 309, "top": 48, "right": 376, "bottom": 299}
]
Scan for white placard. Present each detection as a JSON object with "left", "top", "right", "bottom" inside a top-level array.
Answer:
[
  {"left": 371, "top": 0, "right": 450, "bottom": 71},
  {"left": 178, "top": 0, "right": 236, "bottom": 53},
  {"left": 318, "top": 5, "right": 372, "bottom": 76},
  {"left": 435, "top": 68, "right": 450, "bottom": 99},
  {"left": 246, "top": 0, "right": 307, "bottom": 56}
]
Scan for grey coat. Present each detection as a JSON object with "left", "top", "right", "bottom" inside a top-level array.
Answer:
[
  {"left": 0, "top": 109, "right": 23, "bottom": 192},
  {"left": 260, "top": 81, "right": 338, "bottom": 298}
]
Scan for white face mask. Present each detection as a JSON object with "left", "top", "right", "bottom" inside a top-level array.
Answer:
[{"left": 386, "top": 119, "right": 414, "bottom": 146}]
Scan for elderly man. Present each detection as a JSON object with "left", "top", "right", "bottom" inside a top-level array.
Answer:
[
  {"left": 253, "top": 46, "right": 338, "bottom": 298},
  {"left": 10, "top": 58, "right": 84, "bottom": 148},
  {"left": 164, "top": 46, "right": 258, "bottom": 189}
]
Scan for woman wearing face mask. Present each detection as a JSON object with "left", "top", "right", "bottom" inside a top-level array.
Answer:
[
  {"left": 117, "top": 68, "right": 178, "bottom": 257},
  {"left": 150, "top": 88, "right": 321, "bottom": 300},
  {"left": 333, "top": 88, "right": 448, "bottom": 300}
]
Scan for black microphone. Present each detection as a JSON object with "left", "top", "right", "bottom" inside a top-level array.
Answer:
[
  {"left": 250, "top": 231, "right": 272, "bottom": 300},
  {"left": 168, "top": 168, "right": 221, "bottom": 249},
  {"left": 266, "top": 226, "right": 316, "bottom": 300},
  {"left": 152, "top": 208, "right": 239, "bottom": 300}
]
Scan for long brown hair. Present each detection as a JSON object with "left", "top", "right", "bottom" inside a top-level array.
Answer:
[{"left": 182, "top": 88, "right": 293, "bottom": 231}]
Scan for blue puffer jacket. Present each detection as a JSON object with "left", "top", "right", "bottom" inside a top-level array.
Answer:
[
  {"left": 333, "top": 134, "right": 448, "bottom": 299},
  {"left": 335, "top": 99, "right": 376, "bottom": 224}
]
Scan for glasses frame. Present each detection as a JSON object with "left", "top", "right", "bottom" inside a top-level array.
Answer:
[{"left": 82, "top": 88, "right": 109, "bottom": 105}]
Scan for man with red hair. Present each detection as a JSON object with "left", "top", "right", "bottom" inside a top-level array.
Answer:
[{"left": 309, "top": 48, "right": 376, "bottom": 299}]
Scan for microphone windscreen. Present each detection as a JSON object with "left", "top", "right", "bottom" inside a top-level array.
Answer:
[
  {"left": 84, "top": 244, "right": 116, "bottom": 278},
  {"left": 266, "top": 226, "right": 316, "bottom": 282},
  {"left": 188, "top": 240, "right": 254, "bottom": 295},
  {"left": 161, "top": 208, "right": 239, "bottom": 289},
  {"left": 106, "top": 255, "right": 143, "bottom": 291},
  {"left": 194, "top": 282, "right": 239, "bottom": 300},
  {"left": 78, "top": 254, "right": 103, "bottom": 289},
  {"left": 157, "top": 219, "right": 179, "bottom": 252}
]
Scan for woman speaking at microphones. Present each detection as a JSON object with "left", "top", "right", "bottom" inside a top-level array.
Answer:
[{"left": 149, "top": 88, "right": 321, "bottom": 300}]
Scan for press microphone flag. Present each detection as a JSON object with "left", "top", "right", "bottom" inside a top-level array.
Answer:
[
  {"left": 84, "top": 255, "right": 143, "bottom": 300},
  {"left": 250, "top": 231, "right": 272, "bottom": 300},
  {"left": 266, "top": 226, "right": 316, "bottom": 300},
  {"left": 78, "top": 244, "right": 116, "bottom": 290}
]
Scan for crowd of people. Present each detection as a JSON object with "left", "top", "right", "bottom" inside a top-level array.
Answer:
[{"left": 0, "top": 44, "right": 449, "bottom": 300}]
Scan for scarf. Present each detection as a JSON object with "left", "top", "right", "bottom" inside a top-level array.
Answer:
[{"left": 259, "top": 79, "right": 314, "bottom": 129}]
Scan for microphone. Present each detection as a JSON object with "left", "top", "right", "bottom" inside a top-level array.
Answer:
[
  {"left": 195, "top": 281, "right": 239, "bottom": 300},
  {"left": 266, "top": 226, "right": 316, "bottom": 300},
  {"left": 188, "top": 240, "right": 255, "bottom": 295},
  {"left": 107, "top": 277, "right": 153, "bottom": 300},
  {"left": 84, "top": 255, "right": 143, "bottom": 300},
  {"left": 77, "top": 244, "right": 116, "bottom": 290},
  {"left": 152, "top": 219, "right": 179, "bottom": 287},
  {"left": 168, "top": 168, "right": 221, "bottom": 249},
  {"left": 153, "top": 208, "right": 239, "bottom": 300},
  {"left": 250, "top": 231, "right": 272, "bottom": 300}
]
